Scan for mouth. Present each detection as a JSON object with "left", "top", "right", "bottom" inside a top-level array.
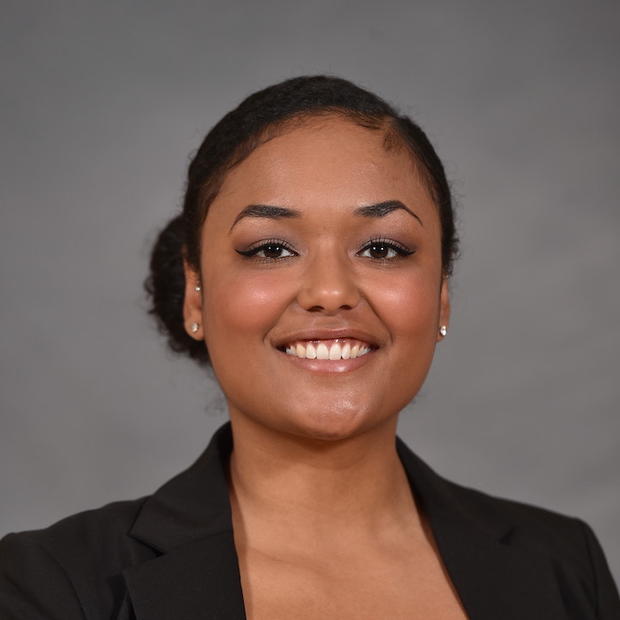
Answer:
[{"left": 276, "top": 338, "right": 378, "bottom": 361}]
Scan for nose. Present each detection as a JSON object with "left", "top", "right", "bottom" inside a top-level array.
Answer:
[{"left": 296, "top": 249, "right": 361, "bottom": 314}]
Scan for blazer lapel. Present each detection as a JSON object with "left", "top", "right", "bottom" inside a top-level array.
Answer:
[
  {"left": 124, "top": 423, "right": 246, "bottom": 620},
  {"left": 396, "top": 439, "right": 568, "bottom": 619},
  {"left": 124, "top": 532, "right": 245, "bottom": 620}
]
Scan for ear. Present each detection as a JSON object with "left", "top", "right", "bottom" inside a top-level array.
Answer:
[
  {"left": 437, "top": 276, "right": 451, "bottom": 342},
  {"left": 182, "top": 257, "right": 203, "bottom": 339}
]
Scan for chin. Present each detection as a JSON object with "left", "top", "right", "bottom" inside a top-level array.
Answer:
[{"left": 283, "top": 400, "right": 382, "bottom": 443}]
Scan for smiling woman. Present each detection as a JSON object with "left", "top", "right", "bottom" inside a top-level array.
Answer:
[{"left": 1, "top": 76, "right": 618, "bottom": 620}]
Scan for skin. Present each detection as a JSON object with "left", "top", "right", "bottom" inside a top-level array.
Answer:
[{"left": 182, "top": 116, "right": 465, "bottom": 619}]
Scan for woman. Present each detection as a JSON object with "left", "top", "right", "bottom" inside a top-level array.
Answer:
[{"left": 1, "top": 75, "right": 618, "bottom": 619}]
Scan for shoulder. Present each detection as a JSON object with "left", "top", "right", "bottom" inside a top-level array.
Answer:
[
  {"left": 0, "top": 497, "right": 155, "bottom": 620},
  {"left": 0, "top": 424, "right": 234, "bottom": 619},
  {"left": 443, "top": 477, "right": 620, "bottom": 611},
  {"left": 399, "top": 438, "right": 605, "bottom": 568},
  {"left": 1, "top": 496, "right": 151, "bottom": 569},
  {"left": 448, "top": 478, "right": 591, "bottom": 551},
  {"left": 398, "top": 440, "right": 619, "bottom": 614},
  {"left": 401, "top": 439, "right": 594, "bottom": 557}
]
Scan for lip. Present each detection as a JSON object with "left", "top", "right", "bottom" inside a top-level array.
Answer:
[{"left": 272, "top": 327, "right": 381, "bottom": 351}]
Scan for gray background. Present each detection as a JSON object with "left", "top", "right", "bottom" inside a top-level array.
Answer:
[{"left": 1, "top": 0, "right": 618, "bottom": 580}]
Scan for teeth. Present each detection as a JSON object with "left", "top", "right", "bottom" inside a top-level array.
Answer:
[
  {"left": 283, "top": 339, "right": 373, "bottom": 360},
  {"left": 316, "top": 343, "right": 329, "bottom": 359},
  {"left": 329, "top": 343, "right": 342, "bottom": 360},
  {"left": 306, "top": 342, "right": 317, "bottom": 359}
]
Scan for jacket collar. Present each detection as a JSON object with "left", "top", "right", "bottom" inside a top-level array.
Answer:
[
  {"left": 124, "top": 421, "right": 565, "bottom": 619},
  {"left": 395, "top": 440, "right": 566, "bottom": 618},
  {"left": 128, "top": 420, "right": 235, "bottom": 553}
]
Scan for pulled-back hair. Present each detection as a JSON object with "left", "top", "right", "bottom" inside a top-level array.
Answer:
[{"left": 144, "top": 75, "right": 459, "bottom": 366}]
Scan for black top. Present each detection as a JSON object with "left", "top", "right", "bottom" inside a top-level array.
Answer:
[{"left": 1, "top": 421, "right": 618, "bottom": 619}]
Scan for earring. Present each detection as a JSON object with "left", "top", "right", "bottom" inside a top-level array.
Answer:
[
  {"left": 194, "top": 283, "right": 201, "bottom": 292},
  {"left": 439, "top": 325, "right": 448, "bottom": 337},
  {"left": 190, "top": 322, "right": 200, "bottom": 333}
]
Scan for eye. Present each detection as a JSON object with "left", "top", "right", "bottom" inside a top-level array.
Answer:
[
  {"left": 358, "top": 239, "right": 414, "bottom": 260},
  {"left": 236, "top": 239, "right": 298, "bottom": 260}
]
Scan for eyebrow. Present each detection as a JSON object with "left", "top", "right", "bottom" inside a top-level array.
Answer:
[
  {"left": 229, "top": 204, "right": 301, "bottom": 232},
  {"left": 229, "top": 199, "right": 422, "bottom": 232},
  {"left": 353, "top": 200, "right": 423, "bottom": 226}
]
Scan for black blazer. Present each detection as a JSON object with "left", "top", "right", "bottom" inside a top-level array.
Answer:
[{"left": 1, "top": 421, "right": 618, "bottom": 619}]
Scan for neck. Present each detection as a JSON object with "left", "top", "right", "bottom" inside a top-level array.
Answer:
[{"left": 227, "top": 411, "right": 423, "bottom": 554}]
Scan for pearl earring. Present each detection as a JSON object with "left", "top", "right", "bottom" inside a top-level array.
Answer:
[
  {"left": 190, "top": 322, "right": 200, "bottom": 333},
  {"left": 439, "top": 325, "right": 448, "bottom": 337},
  {"left": 194, "top": 283, "right": 201, "bottom": 292}
]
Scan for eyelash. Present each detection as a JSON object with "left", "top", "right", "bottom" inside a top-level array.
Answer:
[{"left": 235, "top": 237, "right": 415, "bottom": 262}]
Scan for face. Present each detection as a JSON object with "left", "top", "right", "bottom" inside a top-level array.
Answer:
[{"left": 183, "top": 116, "right": 449, "bottom": 441}]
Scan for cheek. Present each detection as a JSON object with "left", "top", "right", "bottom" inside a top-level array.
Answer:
[
  {"left": 202, "top": 269, "right": 293, "bottom": 348},
  {"left": 370, "top": 270, "right": 441, "bottom": 344}
]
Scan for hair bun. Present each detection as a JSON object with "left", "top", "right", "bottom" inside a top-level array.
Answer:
[{"left": 144, "top": 214, "right": 209, "bottom": 365}]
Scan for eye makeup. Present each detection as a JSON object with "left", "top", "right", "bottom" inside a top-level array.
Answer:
[{"left": 235, "top": 235, "right": 415, "bottom": 263}]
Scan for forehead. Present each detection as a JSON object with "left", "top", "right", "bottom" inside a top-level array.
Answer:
[{"left": 211, "top": 116, "right": 435, "bottom": 220}]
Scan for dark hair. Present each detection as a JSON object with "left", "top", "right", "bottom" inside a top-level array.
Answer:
[{"left": 144, "top": 75, "right": 459, "bottom": 366}]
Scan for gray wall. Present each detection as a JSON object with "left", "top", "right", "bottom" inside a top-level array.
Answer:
[{"left": 1, "top": 1, "right": 618, "bottom": 580}]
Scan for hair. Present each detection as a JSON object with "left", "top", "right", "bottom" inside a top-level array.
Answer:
[{"left": 144, "top": 75, "right": 459, "bottom": 366}]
